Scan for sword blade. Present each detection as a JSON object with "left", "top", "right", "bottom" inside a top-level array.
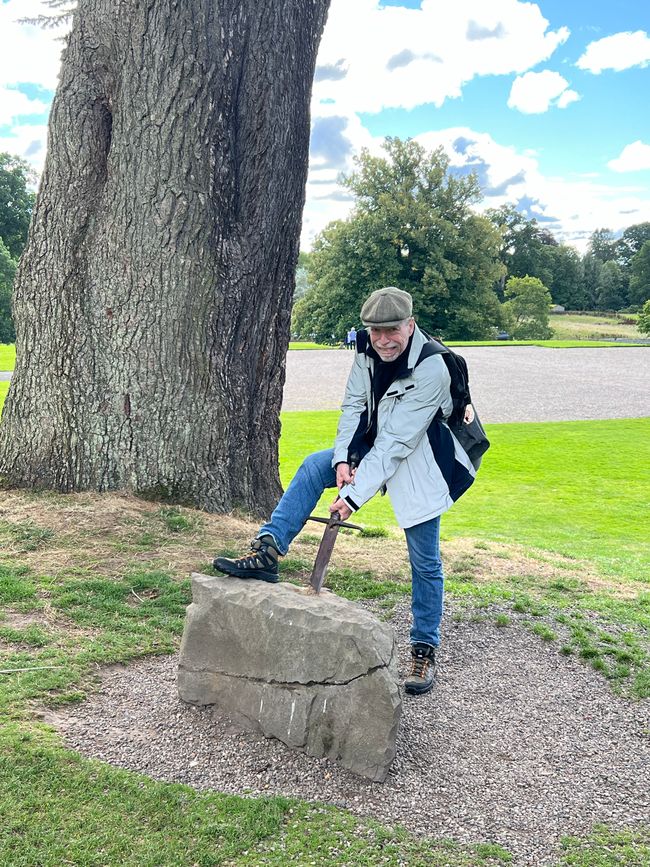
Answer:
[{"left": 309, "top": 521, "right": 340, "bottom": 593}]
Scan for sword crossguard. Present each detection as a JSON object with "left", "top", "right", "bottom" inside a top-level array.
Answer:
[{"left": 307, "top": 514, "right": 363, "bottom": 532}]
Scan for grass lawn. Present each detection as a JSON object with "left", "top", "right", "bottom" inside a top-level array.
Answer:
[
  {"left": 289, "top": 341, "right": 338, "bottom": 350},
  {"left": 280, "top": 413, "right": 650, "bottom": 582},
  {"left": 0, "top": 380, "right": 8, "bottom": 408},
  {"left": 1, "top": 411, "right": 649, "bottom": 863},
  {"left": 0, "top": 343, "right": 15, "bottom": 371}
]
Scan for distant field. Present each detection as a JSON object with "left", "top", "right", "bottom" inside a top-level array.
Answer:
[
  {"left": 550, "top": 313, "right": 641, "bottom": 341},
  {"left": 289, "top": 341, "right": 338, "bottom": 350}
]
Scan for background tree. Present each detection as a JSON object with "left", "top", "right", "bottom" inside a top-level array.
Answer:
[
  {"left": 637, "top": 299, "right": 650, "bottom": 335},
  {"left": 588, "top": 228, "right": 616, "bottom": 264},
  {"left": 0, "top": 0, "right": 331, "bottom": 515},
  {"left": 294, "top": 138, "right": 505, "bottom": 342},
  {"left": 614, "top": 222, "right": 650, "bottom": 272},
  {"left": 546, "top": 244, "right": 585, "bottom": 309},
  {"left": 0, "top": 153, "right": 37, "bottom": 260},
  {"left": 629, "top": 240, "right": 650, "bottom": 307},
  {"left": 597, "top": 260, "right": 627, "bottom": 311},
  {"left": 486, "top": 204, "right": 556, "bottom": 297},
  {"left": 0, "top": 238, "right": 17, "bottom": 344},
  {"left": 581, "top": 253, "right": 603, "bottom": 309},
  {"left": 502, "top": 275, "right": 553, "bottom": 339}
]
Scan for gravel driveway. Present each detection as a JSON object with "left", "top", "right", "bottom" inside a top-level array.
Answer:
[{"left": 283, "top": 346, "right": 650, "bottom": 422}]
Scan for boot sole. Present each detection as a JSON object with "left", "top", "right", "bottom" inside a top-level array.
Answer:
[
  {"left": 212, "top": 559, "right": 279, "bottom": 584},
  {"left": 404, "top": 680, "right": 435, "bottom": 695}
]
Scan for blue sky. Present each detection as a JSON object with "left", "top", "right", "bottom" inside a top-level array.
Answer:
[{"left": 1, "top": 0, "right": 649, "bottom": 252}]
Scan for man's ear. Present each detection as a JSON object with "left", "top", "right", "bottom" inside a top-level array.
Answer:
[{"left": 408, "top": 318, "right": 415, "bottom": 335}]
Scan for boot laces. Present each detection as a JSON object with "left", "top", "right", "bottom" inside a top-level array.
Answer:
[
  {"left": 410, "top": 655, "right": 431, "bottom": 679},
  {"left": 233, "top": 539, "right": 276, "bottom": 570}
]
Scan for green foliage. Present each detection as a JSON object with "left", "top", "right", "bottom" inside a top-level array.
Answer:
[
  {"left": 293, "top": 138, "right": 506, "bottom": 342},
  {"left": 629, "top": 240, "right": 650, "bottom": 306},
  {"left": 0, "top": 153, "right": 36, "bottom": 260},
  {"left": 0, "top": 238, "right": 17, "bottom": 344},
  {"left": 547, "top": 244, "right": 586, "bottom": 309},
  {"left": 597, "top": 260, "right": 627, "bottom": 311},
  {"left": 637, "top": 299, "right": 650, "bottom": 335},
  {"left": 502, "top": 275, "right": 553, "bottom": 339},
  {"left": 487, "top": 204, "right": 557, "bottom": 294}
]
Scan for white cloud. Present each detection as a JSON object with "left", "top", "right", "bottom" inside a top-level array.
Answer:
[
  {"left": 577, "top": 30, "right": 650, "bottom": 74},
  {"left": 0, "top": 86, "right": 47, "bottom": 126},
  {"left": 313, "top": 0, "right": 569, "bottom": 114},
  {"left": 508, "top": 70, "right": 579, "bottom": 114},
  {"left": 0, "top": 2, "right": 65, "bottom": 93},
  {"left": 556, "top": 88, "right": 580, "bottom": 109},
  {"left": 0, "top": 123, "right": 49, "bottom": 172},
  {"left": 302, "top": 125, "right": 650, "bottom": 254},
  {"left": 608, "top": 141, "right": 650, "bottom": 173}
]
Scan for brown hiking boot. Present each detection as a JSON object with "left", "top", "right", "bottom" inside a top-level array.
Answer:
[
  {"left": 213, "top": 535, "right": 280, "bottom": 583},
  {"left": 404, "top": 643, "right": 436, "bottom": 695}
]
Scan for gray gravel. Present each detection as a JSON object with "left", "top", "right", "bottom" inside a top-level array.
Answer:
[
  {"left": 53, "top": 601, "right": 650, "bottom": 866},
  {"left": 283, "top": 346, "right": 650, "bottom": 422}
]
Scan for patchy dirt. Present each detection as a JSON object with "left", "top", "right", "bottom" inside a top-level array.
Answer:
[{"left": 0, "top": 491, "right": 638, "bottom": 604}]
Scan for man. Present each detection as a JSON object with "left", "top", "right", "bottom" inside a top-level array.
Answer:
[
  {"left": 214, "top": 287, "right": 476, "bottom": 695},
  {"left": 346, "top": 326, "right": 357, "bottom": 350}
]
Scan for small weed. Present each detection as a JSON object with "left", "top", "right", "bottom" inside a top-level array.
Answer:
[
  {"left": 0, "top": 520, "right": 54, "bottom": 552},
  {"left": 0, "top": 625, "right": 52, "bottom": 648},
  {"left": 495, "top": 614, "right": 511, "bottom": 628},
  {"left": 158, "top": 507, "right": 195, "bottom": 533},
  {"left": 326, "top": 567, "right": 410, "bottom": 601},
  {"left": 473, "top": 542, "right": 490, "bottom": 551},
  {"left": 0, "top": 567, "right": 37, "bottom": 604},
  {"left": 359, "top": 525, "right": 389, "bottom": 539},
  {"left": 298, "top": 533, "right": 320, "bottom": 544},
  {"left": 279, "top": 556, "right": 312, "bottom": 576},
  {"left": 475, "top": 842, "right": 513, "bottom": 862},
  {"left": 560, "top": 645, "right": 573, "bottom": 655},
  {"left": 531, "top": 623, "right": 556, "bottom": 642}
]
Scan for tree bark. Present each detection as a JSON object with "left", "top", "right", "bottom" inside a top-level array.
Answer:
[{"left": 0, "top": 0, "right": 330, "bottom": 515}]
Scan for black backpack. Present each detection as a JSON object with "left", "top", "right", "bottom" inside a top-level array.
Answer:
[{"left": 416, "top": 335, "right": 490, "bottom": 470}]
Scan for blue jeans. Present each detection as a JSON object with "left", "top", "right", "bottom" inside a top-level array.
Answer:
[{"left": 259, "top": 448, "right": 444, "bottom": 648}]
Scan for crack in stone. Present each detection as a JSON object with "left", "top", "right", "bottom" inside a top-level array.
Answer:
[{"left": 179, "top": 661, "right": 389, "bottom": 689}]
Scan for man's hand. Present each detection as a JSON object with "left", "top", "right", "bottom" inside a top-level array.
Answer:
[
  {"left": 463, "top": 404, "right": 475, "bottom": 424},
  {"left": 336, "top": 462, "right": 355, "bottom": 489},
  {"left": 330, "top": 497, "right": 352, "bottom": 521}
]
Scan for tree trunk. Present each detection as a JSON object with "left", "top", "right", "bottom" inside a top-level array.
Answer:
[{"left": 0, "top": 0, "right": 330, "bottom": 515}]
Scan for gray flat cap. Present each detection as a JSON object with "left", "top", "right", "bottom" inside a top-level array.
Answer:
[{"left": 360, "top": 287, "right": 413, "bottom": 327}]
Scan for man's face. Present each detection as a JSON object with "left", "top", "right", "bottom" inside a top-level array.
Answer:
[{"left": 368, "top": 319, "right": 415, "bottom": 362}]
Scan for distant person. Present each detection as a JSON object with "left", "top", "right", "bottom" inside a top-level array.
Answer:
[
  {"left": 214, "top": 287, "right": 477, "bottom": 696},
  {"left": 346, "top": 326, "right": 357, "bottom": 349}
]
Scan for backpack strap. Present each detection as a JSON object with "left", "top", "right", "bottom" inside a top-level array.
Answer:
[{"left": 415, "top": 334, "right": 472, "bottom": 426}]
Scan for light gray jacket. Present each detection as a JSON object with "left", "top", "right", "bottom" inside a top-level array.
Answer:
[{"left": 333, "top": 324, "right": 475, "bottom": 528}]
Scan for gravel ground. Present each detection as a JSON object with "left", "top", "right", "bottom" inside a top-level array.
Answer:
[
  {"left": 283, "top": 346, "right": 650, "bottom": 422},
  {"left": 52, "top": 600, "right": 650, "bottom": 867}
]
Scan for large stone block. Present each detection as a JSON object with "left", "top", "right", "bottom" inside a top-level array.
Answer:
[{"left": 177, "top": 574, "right": 402, "bottom": 781}]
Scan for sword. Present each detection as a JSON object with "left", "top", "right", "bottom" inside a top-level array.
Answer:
[{"left": 306, "top": 453, "right": 362, "bottom": 593}]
